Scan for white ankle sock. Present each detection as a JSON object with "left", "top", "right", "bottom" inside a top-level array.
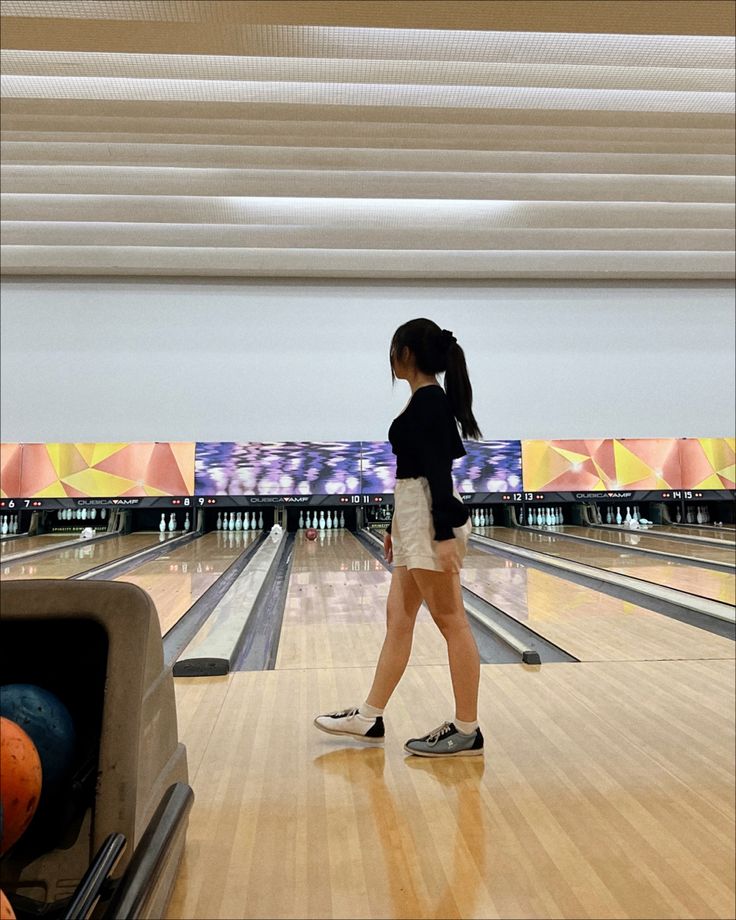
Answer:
[
  {"left": 454, "top": 718, "right": 479, "bottom": 734},
  {"left": 359, "top": 702, "right": 384, "bottom": 719}
]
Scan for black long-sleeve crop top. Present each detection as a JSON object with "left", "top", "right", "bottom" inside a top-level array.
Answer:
[{"left": 386, "top": 384, "right": 470, "bottom": 541}]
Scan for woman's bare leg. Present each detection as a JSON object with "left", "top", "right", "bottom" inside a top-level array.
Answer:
[
  {"left": 408, "top": 568, "right": 480, "bottom": 722},
  {"left": 365, "top": 565, "right": 424, "bottom": 709}
]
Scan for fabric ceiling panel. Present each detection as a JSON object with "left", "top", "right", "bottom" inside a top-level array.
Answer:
[{"left": 1, "top": 1, "right": 734, "bottom": 279}]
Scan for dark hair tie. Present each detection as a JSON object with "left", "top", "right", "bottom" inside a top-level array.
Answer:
[{"left": 441, "top": 329, "right": 457, "bottom": 352}]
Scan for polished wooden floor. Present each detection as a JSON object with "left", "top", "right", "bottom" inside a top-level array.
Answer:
[
  {"left": 461, "top": 547, "right": 734, "bottom": 662},
  {"left": 487, "top": 528, "right": 735, "bottom": 605},
  {"left": 2, "top": 527, "right": 734, "bottom": 917},
  {"left": 0, "top": 530, "right": 256, "bottom": 636},
  {"left": 556, "top": 525, "right": 735, "bottom": 566},
  {"left": 171, "top": 660, "right": 735, "bottom": 920},
  {"left": 168, "top": 532, "right": 735, "bottom": 920}
]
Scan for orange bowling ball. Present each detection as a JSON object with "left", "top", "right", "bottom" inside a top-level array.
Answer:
[
  {"left": 0, "top": 889, "right": 15, "bottom": 920},
  {"left": 306, "top": 528, "right": 318, "bottom": 541},
  {"left": 0, "top": 716, "right": 43, "bottom": 855}
]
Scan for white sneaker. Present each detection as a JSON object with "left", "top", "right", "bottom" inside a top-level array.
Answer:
[{"left": 313, "top": 707, "right": 385, "bottom": 743}]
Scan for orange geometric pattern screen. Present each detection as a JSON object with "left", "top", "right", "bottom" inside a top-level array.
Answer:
[
  {"left": 13, "top": 442, "right": 195, "bottom": 498},
  {"left": 522, "top": 438, "right": 684, "bottom": 492},
  {"left": 0, "top": 443, "right": 22, "bottom": 498}
]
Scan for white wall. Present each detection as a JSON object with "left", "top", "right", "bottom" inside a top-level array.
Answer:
[{"left": 1, "top": 278, "right": 733, "bottom": 443}]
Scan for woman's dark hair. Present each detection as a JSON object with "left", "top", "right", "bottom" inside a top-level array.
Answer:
[{"left": 389, "top": 318, "right": 483, "bottom": 440}]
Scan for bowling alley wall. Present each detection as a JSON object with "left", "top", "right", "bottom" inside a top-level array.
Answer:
[{"left": 1, "top": 278, "right": 735, "bottom": 445}]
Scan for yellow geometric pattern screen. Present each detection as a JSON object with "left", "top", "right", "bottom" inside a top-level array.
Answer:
[
  {"left": 17, "top": 442, "right": 195, "bottom": 498},
  {"left": 679, "top": 438, "right": 735, "bottom": 490},
  {"left": 523, "top": 438, "right": 693, "bottom": 492}
]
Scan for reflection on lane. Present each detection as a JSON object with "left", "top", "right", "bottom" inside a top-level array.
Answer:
[
  {"left": 485, "top": 528, "right": 735, "bottom": 605},
  {"left": 558, "top": 526, "right": 735, "bottom": 565},
  {"left": 117, "top": 530, "right": 258, "bottom": 635},
  {"left": 275, "top": 530, "right": 447, "bottom": 670},
  {"left": 657, "top": 524, "right": 735, "bottom": 543},
  {"left": 1, "top": 532, "right": 176, "bottom": 580},
  {"left": 0, "top": 534, "right": 76, "bottom": 558},
  {"left": 461, "top": 545, "right": 733, "bottom": 661}
]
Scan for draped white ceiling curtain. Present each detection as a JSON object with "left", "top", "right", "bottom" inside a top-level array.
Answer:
[{"left": 1, "top": 2, "right": 734, "bottom": 278}]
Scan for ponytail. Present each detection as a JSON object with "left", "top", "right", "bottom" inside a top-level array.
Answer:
[{"left": 443, "top": 335, "right": 483, "bottom": 440}]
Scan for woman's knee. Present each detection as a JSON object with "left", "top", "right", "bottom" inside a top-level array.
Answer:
[{"left": 429, "top": 606, "right": 470, "bottom": 639}]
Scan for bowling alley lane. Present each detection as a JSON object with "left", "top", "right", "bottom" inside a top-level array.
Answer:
[
  {"left": 555, "top": 525, "right": 735, "bottom": 566},
  {"left": 0, "top": 533, "right": 77, "bottom": 557},
  {"left": 460, "top": 546, "right": 734, "bottom": 662},
  {"left": 0, "top": 532, "right": 176, "bottom": 580},
  {"left": 275, "top": 529, "right": 450, "bottom": 670},
  {"left": 658, "top": 523, "right": 736, "bottom": 542},
  {"left": 115, "top": 530, "right": 258, "bottom": 635},
  {"left": 486, "top": 528, "right": 735, "bottom": 605}
]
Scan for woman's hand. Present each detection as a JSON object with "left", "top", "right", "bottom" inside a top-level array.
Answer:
[
  {"left": 435, "top": 538, "right": 461, "bottom": 573},
  {"left": 384, "top": 531, "right": 393, "bottom": 564}
]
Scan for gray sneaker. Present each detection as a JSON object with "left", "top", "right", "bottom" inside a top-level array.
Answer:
[{"left": 404, "top": 721, "right": 484, "bottom": 758}]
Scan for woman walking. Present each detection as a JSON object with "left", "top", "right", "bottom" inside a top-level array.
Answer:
[{"left": 314, "top": 318, "right": 484, "bottom": 757}]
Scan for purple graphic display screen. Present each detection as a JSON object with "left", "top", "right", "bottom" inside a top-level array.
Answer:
[
  {"left": 455, "top": 440, "right": 522, "bottom": 493},
  {"left": 196, "top": 440, "right": 522, "bottom": 495},
  {"left": 360, "top": 441, "right": 397, "bottom": 493},
  {"left": 195, "top": 442, "right": 361, "bottom": 495}
]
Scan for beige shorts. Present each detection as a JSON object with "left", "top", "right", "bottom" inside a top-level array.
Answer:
[{"left": 390, "top": 477, "right": 472, "bottom": 573}]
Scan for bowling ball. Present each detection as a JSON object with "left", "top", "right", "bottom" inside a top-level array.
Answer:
[
  {"left": 306, "top": 528, "right": 318, "bottom": 541},
  {"left": 0, "top": 717, "right": 42, "bottom": 855},
  {"left": 0, "top": 889, "right": 15, "bottom": 920},
  {"left": 0, "top": 685, "right": 76, "bottom": 803}
]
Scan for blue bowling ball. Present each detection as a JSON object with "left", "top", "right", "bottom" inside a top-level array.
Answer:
[{"left": 0, "top": 684, "right": 76, "bottom": 797}]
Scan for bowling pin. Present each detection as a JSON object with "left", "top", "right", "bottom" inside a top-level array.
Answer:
[
  {"left": 558, "top": 507, "right": 563, "bottom": 524},
  {"left": 319, "top": 510, "right": 325, "bottom": 530},
  {"left": 235, "top": 512, "right": 243, "bottom": 531},
  {"left": 258, "top": 512, "right": 264, "bottom": 529},
  {"left": 1, "top": 518, "right": 7, "bottom": 535},
  {"left": 101, "top": 507, "right": 107, "bottom": 521},
  {"left": 91, "top": 507, "right": 97, "bottom": 520},
  {"left": 306, "top": 512, "right": 312, "bottom": 529},
  {"left": 675, "top": 507, "right": 681, "bottom": 523},
  {"left": 696, "top": 506, "right": 703, "bottom": 524},
  {"left": 616, "top": 506, "right": 622, "bottom": 525},
  {"left": 184, "top": 512, "right": 191, "bottom": 532},
  {"left": 606, "top": 506, "right": 612, "bottom": 524},
  {"left": 229, "top": 512, "right": 235, "bottom": 531},
  {"left": 159, "top": 513, "right": 167, "bottom": 533},
  {"left": 326, "top": 510, "right": 332, "bottom": 529},
  {"left": 168, "top": 512, "right": 176, "bottom": 532},
  {"left": 625, "top": 506, "right": 632, "bottom": 524},
  {"left": 339, "top": 510, "right": 345, "bottom": 529},
  {"left": 81, "top": 507, "right": 87, "bottom": 521},
  {"left": 13, "top": 515, "right": 18, "bottom": 534},
  {"left": 299, "top": 511, "right": 304, "bottom": 529},
  {"left": 546, "top": 508, "right": 553, "bottom": 526},
  {"left": 216, "top": 512, "right": 222, "bottom": 530}
]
